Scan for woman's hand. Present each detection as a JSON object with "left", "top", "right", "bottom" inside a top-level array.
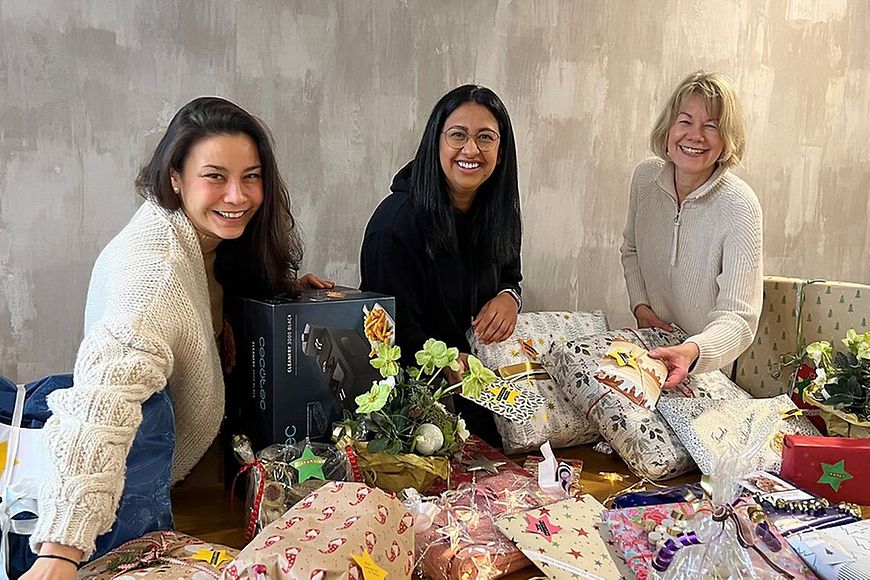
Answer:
[
  {"left": 444, "top": 352, "right": 470, "bottom": 386},
  {"left": 298, "top": 273, "right": 335, "bottom": 289},
  {"left": 648, "top": 342, "right": 700, "bottom": 388},
  {"left": 472, "top": 293, "right": 518, "bottom": 345},
  {"left": 22, "top": 544, "right": 83, "bottom": 580},
  {"left": 634, "top": 304, "right": 673, "bottom": 331}
]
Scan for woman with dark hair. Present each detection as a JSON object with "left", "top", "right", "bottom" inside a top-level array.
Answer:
[
  {"left": 360, "top": 85, "right": 522, "bottom": 445},
  {"left": 23, "top": 97, "right": 331, "bottom": 579}
]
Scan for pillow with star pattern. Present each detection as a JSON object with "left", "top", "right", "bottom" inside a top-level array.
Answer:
[{"left": 468, "top": 310, "right": 609, "bottom": 453}]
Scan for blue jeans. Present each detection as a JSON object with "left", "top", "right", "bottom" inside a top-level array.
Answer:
[{"left": 1, "top": 374, "right": 175, "bottom": 578}]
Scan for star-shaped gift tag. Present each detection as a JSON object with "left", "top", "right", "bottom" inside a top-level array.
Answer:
[
  {"left": 290, "top": 444, "right": 327, "bottom": 483},
  {"left": 191, "top": 548, "right": 234, "bottom": 567},
  {"left": 462, "top": 456, "right": 506, "bottom": 474},
  {"left": 351, "top": 550, "right": 387, "bottom": 580},
  {"left": 817, "top": 459, "right": 853, "bottom": 491},
  {"left": 524, "top": 513, "right": 562, "bottom": 542}
]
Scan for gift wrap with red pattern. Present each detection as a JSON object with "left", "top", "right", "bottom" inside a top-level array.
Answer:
[
  {"left": 417, "top": 471, "right": 547, "bottom": 579},
  {"left": 602, "top": 501, "right": 816, "bottom": 580},
  {"left": 780, "top": 434, "right": 870, "bottom": 504},
  {"left": 223, "top": 481, "right": 414, "bottom": 579},
  {"left": 77, "top": 531, "right": 239, "bottom": 579},
  {"left": 428, "top": 435, "right": 532, "bottom": 494}
]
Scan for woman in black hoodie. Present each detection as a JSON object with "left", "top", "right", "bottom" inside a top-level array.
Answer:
[{"left": 360, "top": 85, "right": 522, "bottom": 446}]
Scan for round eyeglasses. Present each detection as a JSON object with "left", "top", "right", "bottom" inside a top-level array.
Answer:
[{"left": 442, "top": 128, "right": 501, "bottom": 152}]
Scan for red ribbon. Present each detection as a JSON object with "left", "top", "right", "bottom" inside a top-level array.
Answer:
[
  {"left": 345, "top": 445, "right": 363, "bottom": 483},
  {"left": 231, "top": 460, "right": 267, "bottom": 542}
]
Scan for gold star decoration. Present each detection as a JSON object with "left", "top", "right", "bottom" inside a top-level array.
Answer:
[
  {"left": 0, "top": 440, "right": 21, "bottom": 477},
  {"left": 462, "top": 456, "right": 506, "bottom": 474}
]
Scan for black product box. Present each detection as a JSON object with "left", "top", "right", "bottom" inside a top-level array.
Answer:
[{"left": 226, "top": 286, "right": 396, "bottom": 450}]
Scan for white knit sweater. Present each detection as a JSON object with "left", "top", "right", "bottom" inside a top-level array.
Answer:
[
  {"left": 31, "top": 199, "right": 225, "bottom": 558},
  {"left": 620, "top": 157, "right": 763, "bottom": 374}
]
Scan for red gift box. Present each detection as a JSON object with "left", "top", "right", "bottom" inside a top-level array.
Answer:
[{"left": 780, "top": 434, "right": 870, "bottom": 504}]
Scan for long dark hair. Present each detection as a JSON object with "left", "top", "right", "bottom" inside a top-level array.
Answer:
[
  {"left": 135, "top": 96, "right": 303, "bottom": 297},
  {"left": 410, "top": 85, "right": 521, "bottom": 264}
]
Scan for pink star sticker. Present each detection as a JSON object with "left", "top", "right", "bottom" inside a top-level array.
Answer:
[{"left": 525, "top": 513, "right": 562, "bottom": 542}]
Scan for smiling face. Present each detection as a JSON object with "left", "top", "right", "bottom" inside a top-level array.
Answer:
[
  {"left": 170, "top": 133, "right": 264, "bottom": 240},
  {"left": 438, "top": 103, "right": 500, "bottom": 206},
  {"left": 667, "top": 93, "right": 724, "bottom": 184}
]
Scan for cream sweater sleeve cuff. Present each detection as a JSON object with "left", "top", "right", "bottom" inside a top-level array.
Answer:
[
  {"left": 30, "top": 490, "right": 114, "bottom": 559},
  {"left": 685, "top": 330, "right": 743, "bottom": 375}
]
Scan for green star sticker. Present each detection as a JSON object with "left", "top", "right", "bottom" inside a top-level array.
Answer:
[
  {"left": 817, "top": 459, "right": 853, "bottom": 492},
  {"left": 290, "top": 444, "right": 326, "bottom": 483}
]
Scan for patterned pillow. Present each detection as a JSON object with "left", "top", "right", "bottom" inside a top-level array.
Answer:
[
  {"left": 657, "top": 394, "right": 821, "bottom": 475},
  {"left": 543, "top": 327, "right": 751, "bottom": 480},
  {"left": 468, "top": 311, "right": 609, "bottom": 453}
]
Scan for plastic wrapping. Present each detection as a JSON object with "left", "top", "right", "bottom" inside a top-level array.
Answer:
[
  {"left": 653, "top": 440, "right": 815, "bottom": 579},
  {"left": 233, "top": 436, "right": 351, "bottom": 538},
  {"left": 413, "top": 471, "right": 548, "bottom": 579}
]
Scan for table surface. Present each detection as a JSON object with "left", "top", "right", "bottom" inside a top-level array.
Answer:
[{"left": 171, "top": 442, "right": 714, "bottom": 578}]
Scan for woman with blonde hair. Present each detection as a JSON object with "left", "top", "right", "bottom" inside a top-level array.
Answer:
[{"left": 620, "top": 71, "right": 763, "bottom": 387}]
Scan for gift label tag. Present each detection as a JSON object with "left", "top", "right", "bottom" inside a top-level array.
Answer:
[
  {"left": 460, "top": 376, "right": 547, "bottom": 423},
  {"left": 594, "top": 340, "right": 665, "bottom": 411},
  {"left": 290, "top": 444, "right": 327, "bottom": 483},
  {"left": 817, "top": 459, "right": 853, "bottom": 491},
  {"left": 191, "top": 548, "right": 234, "bottom": 567},
  {"left": 351, "top": 550, "right": 387, "bottom": 580}
]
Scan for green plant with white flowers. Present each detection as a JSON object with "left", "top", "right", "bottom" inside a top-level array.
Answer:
[
  {"left": 800, "top": 329, "right": 870, "bottom": 421},
  {"left": 339, "top": 339, "right": 495, "bottom": 456}
]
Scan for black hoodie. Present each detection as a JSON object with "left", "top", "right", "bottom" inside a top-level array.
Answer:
[{"left": 360, "top": 162, "right": 522, "bottom": 358}]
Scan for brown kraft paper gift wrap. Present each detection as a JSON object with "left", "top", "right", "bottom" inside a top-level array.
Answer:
[
  {"left": 77, "top": 531, "right": 239, "bottom": 579},
  {"left": 222, "top": 481, "right": 414, "bottom": 579},
  {"left": 735, "top": 277, "right": 870, "bottom": 398}
]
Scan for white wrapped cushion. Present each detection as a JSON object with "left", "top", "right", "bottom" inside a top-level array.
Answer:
[
  {"left": 468, "top": 311, "right": 608, "bottom": 453},
  {"left": 658, "top": 394, "right": 820, "bottom": 475}
]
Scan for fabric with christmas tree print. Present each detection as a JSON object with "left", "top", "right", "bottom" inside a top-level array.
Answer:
[{"left": 735, "top": 277, "right": 870, "bottom": 398}]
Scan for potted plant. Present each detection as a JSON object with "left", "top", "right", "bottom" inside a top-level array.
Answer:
[
  {"left": 795, "top": 329, "right": 870, "bottom": 437},
  {"left": 335, "top": 339, "right": 496, "bottom": 492}
]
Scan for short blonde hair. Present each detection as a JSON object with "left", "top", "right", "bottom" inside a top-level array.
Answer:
[{"left": 649, "top": 71, "right": 745, "bottom": 168}]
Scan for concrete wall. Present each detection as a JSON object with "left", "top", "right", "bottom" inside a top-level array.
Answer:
[{"left": 2, "top": 0, "right": 868, "bottom": 381}]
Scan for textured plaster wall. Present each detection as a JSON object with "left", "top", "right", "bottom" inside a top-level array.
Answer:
[{"left": 1, "top": 0, "right": 868, "bottom": 380}]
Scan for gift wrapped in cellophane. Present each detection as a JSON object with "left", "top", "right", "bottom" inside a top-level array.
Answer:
[
  {"left": 653, "top": 440, "right": 815, "bottom": 580},
  {"left": 411, "top": 471, "right": 549, "bottom": 579},
  {"left": 232, "top": 435, "right": 352, "bottom": 539}
]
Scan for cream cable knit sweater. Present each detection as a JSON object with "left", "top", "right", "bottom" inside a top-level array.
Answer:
[
  {"left": 621, "top": 157, "right": 763, "bottom": 374},
  {"left": 31, "top": 199, "right": 225, "bottom": 558}
]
